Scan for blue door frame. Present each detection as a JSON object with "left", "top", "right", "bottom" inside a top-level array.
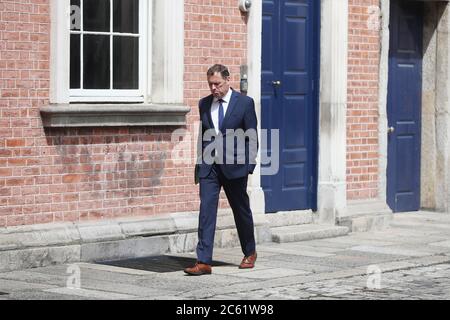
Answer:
[
  {"left": 387, "top": 0, "right": 423, "bottom": 212},
  {"left": 261, "top": 0, "right": 320, "bottom": 213}
]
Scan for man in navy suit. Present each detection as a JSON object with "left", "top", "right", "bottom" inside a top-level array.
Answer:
[{"left": 184, "top": 64, "right": 258, "bottom": 276}]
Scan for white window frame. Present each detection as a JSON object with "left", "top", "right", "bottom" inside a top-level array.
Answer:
[
  {"left": 50, "top": 0, "right": 184, "bottom": 106},
  {"left": 69, "top": 0, "right": 148, "bottom": 103}
]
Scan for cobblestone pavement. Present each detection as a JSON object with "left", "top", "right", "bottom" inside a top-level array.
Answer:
[
  {"left": 211, "top": 263, "right": 450, "bottom": 300},
  {"left": 1, "top": 211, "right": 450, "bottom": 300}
]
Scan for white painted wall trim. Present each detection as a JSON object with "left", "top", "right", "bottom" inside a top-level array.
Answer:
[
  {"left": 435, "top": 3, "right": 450, "bottom": 212},
  {"left": 378, "top": 0, "right": 390, "bottom": 205},
  {"left": 421, "top": 1, "right": 439, "bottom": 209},
  {"left": 151, "top": 0, "right": 185, "bottom": 104},
  {"left": 317, "top": 0, "right": 348, "bottom": 224},
  {"left": 246, "top": 0, "right": 265, "bottom": 215},
  {"left": 50, "top": 0, "right": 70, "bottom": 104}
]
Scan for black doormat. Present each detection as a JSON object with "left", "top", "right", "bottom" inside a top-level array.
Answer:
[{"left": 97, "top": 255, "right": 235, "bottom": 273}]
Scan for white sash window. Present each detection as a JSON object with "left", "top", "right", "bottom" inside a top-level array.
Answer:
[
  {"left": 50, "top": 0, "right": 184, "bottom": 106},
  {"left": 69, "top": 0, "right": 146, "bottom": 102}
]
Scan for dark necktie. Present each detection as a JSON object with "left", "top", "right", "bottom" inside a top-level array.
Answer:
[{"left": 218, "top": 99, "right": 225, "bottom": 131}]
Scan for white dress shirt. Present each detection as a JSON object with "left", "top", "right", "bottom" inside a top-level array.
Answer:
[{"left": 210, "top": 88, "right": 232, "bottom": 135}]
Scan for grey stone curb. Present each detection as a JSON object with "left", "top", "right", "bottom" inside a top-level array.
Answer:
[
  {"left": 0, "top": 210, "right": 267, "bottom": 251},
  {"left": 0, "top": 211, "right": 271, "bottom": 272}
]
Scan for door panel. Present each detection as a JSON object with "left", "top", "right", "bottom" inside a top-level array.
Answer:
[
  {"left": 387, "top": 0, "right": 423, "bottom": 212},
  {"left": 261, "top": 0, "right": 278, "bottom": 210},
  {"left": 261, "top": 0, "right": 319, "bottom": 213}
]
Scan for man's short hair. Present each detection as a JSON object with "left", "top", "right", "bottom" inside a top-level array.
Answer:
[{"left": 207, "top": 64, "right": 230, "bottom": 79}]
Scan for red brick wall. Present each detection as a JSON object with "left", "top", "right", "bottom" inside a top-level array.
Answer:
[
  {"left": 347, "top": 0, "right": 380, "bottom": 200},
  {"left": 0, "top": 0, "right": 247, "bottom": 228},
  {"left": 0, "top": 0, "right": 51, "bottom": 227}
]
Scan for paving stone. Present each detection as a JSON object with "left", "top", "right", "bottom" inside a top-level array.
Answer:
[
  {"left": 349, "top": 245, "right": 431, "bottom": 257},
  {"left": 429, "top": 240, "right": 450, "bottom": 248},
  {"left": 228, "top": 268, "right": 310, "bottom": 280},
  {"left": 0, "top": 279, "right": 56, "bottom": 292},
  {"left": 44, "top": 288, "right": 136, "bottom": 300},
  {"left": 257, "top": 244, "right": 335, "bottom": 257},
  {"left": 211, "top": 265, "right": 273, "bottom": 275},
  {"left": 5, "top": 290, "right": 97, "bottom": 300}
]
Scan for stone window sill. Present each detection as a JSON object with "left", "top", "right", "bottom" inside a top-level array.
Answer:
[{"left": 40, "top": 104, "right": 191, "bottom": 128}]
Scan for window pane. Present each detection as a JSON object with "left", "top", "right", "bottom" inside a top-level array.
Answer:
[
  {"left": 84, "top": 0, "right": 110, "bottom": 32},
  {"left": 84, "top": 35, "right": 110, "bottom": 89},
  {"left": 70, "top": 34, "right": 81, "bottom": 89},
  {"left": 113, "top": 36, "right": 139, "bottom": 89},
  {"left": 113, "top": 0, "right": 139, "bottom": 34},
  {"left": 70, "top": 0, "right": 81, "bottom": 31}
]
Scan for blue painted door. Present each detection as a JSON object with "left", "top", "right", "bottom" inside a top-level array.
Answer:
[
  {"left": 261, "top": 0, "right": 319, "bottom": 213},
  {"left": 387, "top": 0, "right": 423, "bottom": 212}
]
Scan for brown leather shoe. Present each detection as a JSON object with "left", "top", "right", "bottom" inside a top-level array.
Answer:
[
  {"left": 239, "top": 252, "right": 257, "bottom": 269},
  {"left": 184, "top": 262, "right": 212, "bottom": 276}
]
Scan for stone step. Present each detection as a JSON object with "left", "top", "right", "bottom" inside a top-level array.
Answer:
[
  {"left": 265, "top": 210, "right": 313, "bottom": 228},
  {"left": 336, "top": 200, "right": 394, "bottom": 232},
  {"left": 337, "top": 213, "right": 393, "bottom": 233},
  {"left": 271, "top": 224, "right": 350, "bottom": 243}
]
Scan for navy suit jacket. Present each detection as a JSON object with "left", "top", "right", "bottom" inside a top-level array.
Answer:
[{"left": 196, "top": 90, "right": 258, "bottom": 181}]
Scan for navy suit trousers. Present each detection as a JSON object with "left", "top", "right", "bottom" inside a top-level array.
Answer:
[{"left": 196, "top": 164, "right": 256, "bottom": 264}]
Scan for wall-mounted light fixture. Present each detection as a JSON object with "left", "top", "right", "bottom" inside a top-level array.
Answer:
[{"left": 239, "top": 0, "right": 252, "bottom": 13}]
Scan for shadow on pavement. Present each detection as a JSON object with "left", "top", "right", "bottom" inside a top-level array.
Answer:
[{"left": 96, "top": 255, "right": 236, "bottom": 273}]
